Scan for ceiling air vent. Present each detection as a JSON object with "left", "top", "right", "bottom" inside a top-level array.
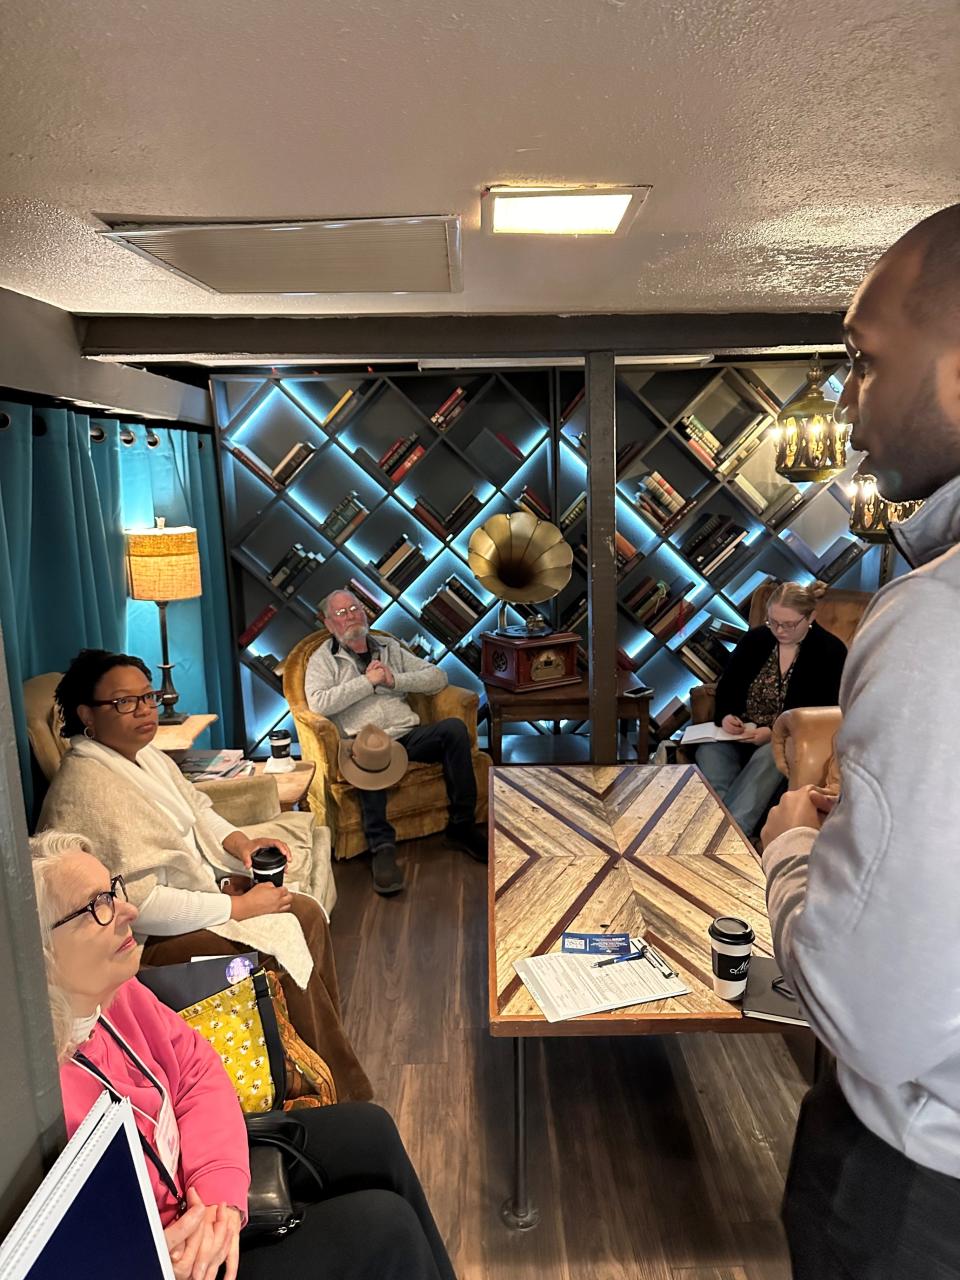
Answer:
[{"left": 100, "top": 216, "right": 462, "bottom": 294}]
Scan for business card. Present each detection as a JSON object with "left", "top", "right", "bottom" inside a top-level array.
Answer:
[{"left": 561, "top": 931, "right": 630, "bottom": 956}]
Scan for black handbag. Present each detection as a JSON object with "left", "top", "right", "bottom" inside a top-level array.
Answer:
[{"left": 242, "top": 1113, "right": 326, "bottom": 1240}]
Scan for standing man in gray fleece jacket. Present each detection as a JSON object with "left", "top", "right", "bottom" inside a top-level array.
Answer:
[
  {"left": 305, "top": 588, "right": 487, "bottom": 894},
  {"left": 761, "top": 202, "right": 960, "bottom": 1278}
]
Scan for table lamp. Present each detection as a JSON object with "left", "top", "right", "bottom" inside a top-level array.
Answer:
[{"left": 125, "top": 519, "right": 202, "bottom": 724}]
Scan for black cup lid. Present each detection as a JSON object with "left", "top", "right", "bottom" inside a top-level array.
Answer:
[
  {"left": 708, "top": 916, "right": 755, "bottom": 944},
  {"left": 251, "top": 846, "right": 286, "bottom": 869}
]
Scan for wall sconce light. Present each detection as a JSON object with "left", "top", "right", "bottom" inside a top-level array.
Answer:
[
  {"left": 772, "top": 356, "right": 849, "bottom": 481},
  {"left": 848, "top": 475, "right": 924, "bottom": 542}
]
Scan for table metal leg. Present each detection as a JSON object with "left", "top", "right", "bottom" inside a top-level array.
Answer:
[{"left": 501, "top": 1037, "right": 540, "bottom": 1230}]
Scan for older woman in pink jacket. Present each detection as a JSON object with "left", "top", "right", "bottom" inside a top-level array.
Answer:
[{"left": 33, "top": 830, "right": 456, "bottom": 1280}]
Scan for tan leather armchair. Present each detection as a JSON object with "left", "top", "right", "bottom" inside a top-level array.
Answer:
[
  {"left": 23, "top": 672, "right": 337, "bottom": 912},
  {"left": 771, "top": 706, "right": 843, "bottom": 790},
  {"left": 283, "top": 630, "right": 491, "bottom": 860}
]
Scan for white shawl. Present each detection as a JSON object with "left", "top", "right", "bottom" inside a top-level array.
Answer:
[{"left": 44, "top": 739, "right": 314, "bottom": 988}]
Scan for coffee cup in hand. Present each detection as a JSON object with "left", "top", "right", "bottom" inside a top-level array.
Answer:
[
  {"left": 251, "top": 846, "right": 286, "bottom": 888},
  {"left": 708, "top": 916, "right": 755, "bottom": 1000}
]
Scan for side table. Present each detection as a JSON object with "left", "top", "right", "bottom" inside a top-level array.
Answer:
[
  {"left": 155, "top": 714, "right": 218, "bottom": 760},
  {"left": 484, "top": 676, "right": 651, "bottom": 765},
  {"left": 251, "top": 760, "right": 316, "bottom": 811}
]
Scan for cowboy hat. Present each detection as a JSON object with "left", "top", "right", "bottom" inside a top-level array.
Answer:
[{"left": 337, "top": 724, "right": 408, "bottom": 790}]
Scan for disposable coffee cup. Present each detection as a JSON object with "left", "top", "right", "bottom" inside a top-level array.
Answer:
[
  {"left": 708, "top": 916, "right": 755, "bottom": 1000},
  {"left": 269, "top": 730, "right": 292, "bottom": 760},
  {"left": 251, "top": 846, "right": 286, "bottom": 888}
]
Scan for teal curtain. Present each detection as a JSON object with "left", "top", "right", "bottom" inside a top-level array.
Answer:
[
  {"left": 0, "top": 402, "right": 235, "bottom": 815},
  {"left": 118, "top": 426, "right": 235, "bottom": 747}
]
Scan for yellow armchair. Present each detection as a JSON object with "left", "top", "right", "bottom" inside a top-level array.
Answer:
[{"left": 283, "top": 630, "right": 491, "bottom": 860}]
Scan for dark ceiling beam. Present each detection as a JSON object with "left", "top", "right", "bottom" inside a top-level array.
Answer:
[{"left": 78, "top": 312, "right": 845, "bottom": 362}]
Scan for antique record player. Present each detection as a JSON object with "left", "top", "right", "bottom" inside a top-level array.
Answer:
[{"left": 467, "top": 510, "right": 579, "bottom": 692}]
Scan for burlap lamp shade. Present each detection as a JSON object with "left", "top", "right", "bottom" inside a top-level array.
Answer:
[
  {"left": 125, "top": 525, "right": 202, "bottom": 601},
  {"left": 124, "top": 523, "right": 202, "bottom": 723}
]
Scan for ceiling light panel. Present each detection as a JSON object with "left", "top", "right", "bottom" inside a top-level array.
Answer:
[
  {"left": 101, "top": 216, "right": 462, "bottom": 294},
  {"left": 485, "top": 185, "right": 650, "bottom": 235}
]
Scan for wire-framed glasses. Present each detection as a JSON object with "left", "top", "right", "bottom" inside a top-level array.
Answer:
[
  {"left": 765, "top": 616, "right": 806, "bottom": 635},
  {"left": 52, "top": 875, "right": 129, "bottom": 930},
  {"left": 332, "top": 605, "right": 363, "bottom": 618},
  {"left": 88, "top": 691, "right": 162, "bottom": 715}
]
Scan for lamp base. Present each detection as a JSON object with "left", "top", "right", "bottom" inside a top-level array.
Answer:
[{"left": 158, "top": 707, "right": 189, "bottom": 726}]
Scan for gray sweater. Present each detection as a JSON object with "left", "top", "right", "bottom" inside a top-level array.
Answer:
[
  {"left": 763, "top": 472, "right": 960, "bottom": 1178},
  {"left": 304, "top": 633, "right": 447, "bottom": 739}
]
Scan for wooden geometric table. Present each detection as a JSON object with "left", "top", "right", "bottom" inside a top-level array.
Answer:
[
  {"left": 250, "top": 759, "right": 316, "bottom": 811},
  {"left": 488, "top": 762, "right": 779, "bottom": 1228}
]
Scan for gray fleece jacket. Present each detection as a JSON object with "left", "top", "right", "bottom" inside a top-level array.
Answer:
[
  {"left": 303, "top": 633, "right": 447, "bottom": 739},
  {"left": 763, "top": 472, "right": 960, "bottom": 1177}
]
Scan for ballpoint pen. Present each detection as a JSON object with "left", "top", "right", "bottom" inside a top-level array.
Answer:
[{"left": 592, "top": 947, "right": 648, "bottom": 969}]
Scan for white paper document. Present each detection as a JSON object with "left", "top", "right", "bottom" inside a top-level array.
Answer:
[
  {"left": 514, "top": 939, "right": 691, "bottom": 1023},
  {"left": 680, "top": 721, "right": 756, "bottom": 745}
]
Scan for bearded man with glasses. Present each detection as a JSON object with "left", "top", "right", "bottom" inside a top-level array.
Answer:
[{"left": 305, "top": 588, "right": 487, "bottom": 895}]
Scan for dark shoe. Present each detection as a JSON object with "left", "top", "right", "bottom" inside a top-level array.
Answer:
[
  {"left": 371, "top": 846, "right": 404, "bottom": 895},
  {"left": 446, "top": 822, "right": 488, "bottom": 863}
]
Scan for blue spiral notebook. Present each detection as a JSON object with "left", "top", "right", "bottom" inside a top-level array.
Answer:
[{"left": 0, "top": 1093, "right": 172, "bottom": 1280}]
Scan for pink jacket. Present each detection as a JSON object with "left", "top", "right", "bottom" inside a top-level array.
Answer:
[{"left": 60, "top": 978, "right": 250, "bottom": 1226}]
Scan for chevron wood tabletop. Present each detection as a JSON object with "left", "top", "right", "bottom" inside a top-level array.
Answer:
[{"left": 489, "top": 763, "right": 780, "bottom": 1036}]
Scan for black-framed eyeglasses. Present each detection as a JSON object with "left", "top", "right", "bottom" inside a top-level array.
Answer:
[
  {"left": 52, "top": 876, "right": 129, "bottom": 930},
  {"left": 88, "top": 691, "right": 162, "bottom": 715}
]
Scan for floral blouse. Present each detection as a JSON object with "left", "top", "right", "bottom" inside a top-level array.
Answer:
[{"left": 744, "top": 646, "right": 798, "bottom": 728}]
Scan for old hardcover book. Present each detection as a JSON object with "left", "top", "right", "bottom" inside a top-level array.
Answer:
[{"left": 237, "top": 604, "right": 278, "bottom": 649}]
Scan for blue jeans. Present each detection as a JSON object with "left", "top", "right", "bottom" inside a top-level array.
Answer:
[{"left": 695, "top": 740, "right": 785, "bottom": 837}]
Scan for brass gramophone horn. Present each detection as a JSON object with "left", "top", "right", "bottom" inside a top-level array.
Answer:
[{"left": 467, "top": 510, "right": 573, "bottom": 634}]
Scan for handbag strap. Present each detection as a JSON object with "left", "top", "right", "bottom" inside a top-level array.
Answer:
[
  {"left": 245, "top": 1127, "right": 326, "bottom": 1200},
  {"left": 251, "top": 969, "right": 288, "bottom": 1108}
]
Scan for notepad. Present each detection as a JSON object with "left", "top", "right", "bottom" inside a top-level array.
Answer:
[
  {"left": 514, "top": 938, "right": 690, "bottom": 1023},
  {"left": 741, "top": 956, "right": 809, "bottom": 1026},
  {"left": 0, "top": 1093, "right": 172, "bottom": 1280},
  {"left": 680, "top": 722, "right": 757, "bottom": 745}
]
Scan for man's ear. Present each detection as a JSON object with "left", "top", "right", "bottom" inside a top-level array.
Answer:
[{"left": 936, "top": 344, "right": 960, "bottom": 429}]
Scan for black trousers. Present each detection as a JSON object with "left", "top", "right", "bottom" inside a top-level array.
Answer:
[
  {"left": 784, "top": 1067, "right": 960, "bottom": 1279},
  {"left": 237, "top": 1103, "right": 456, "bottom": 1280},
  {"left": 358, "top": 718, "right": 477, "bottom": 851}
]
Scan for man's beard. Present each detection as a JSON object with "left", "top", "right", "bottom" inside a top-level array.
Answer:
[{"left": 343, "top": 621, "right": 369, "bottom": 644}]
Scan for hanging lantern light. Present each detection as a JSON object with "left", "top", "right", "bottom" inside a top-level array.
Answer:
[
  {"left": 772, "top": 356, "right": 849, "bottom": 481},
  {"left": 848, "top": 474, "right": 924, "bottom": 541}
]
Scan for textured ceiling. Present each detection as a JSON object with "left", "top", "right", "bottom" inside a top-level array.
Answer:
[{"left": 0, "top": 0, "right": 957, "bottom": 317}]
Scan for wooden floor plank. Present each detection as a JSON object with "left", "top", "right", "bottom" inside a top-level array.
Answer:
[{"left": 330, "top": 839, "right": 804, "bottom": 1278}]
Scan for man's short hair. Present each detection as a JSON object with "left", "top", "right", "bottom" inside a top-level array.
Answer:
[
  {"left": 897, "top": 202, "right": 960, "bottom": 339},
  {"left": 319, "top": 587, "right": 359, "bottom": 619}
]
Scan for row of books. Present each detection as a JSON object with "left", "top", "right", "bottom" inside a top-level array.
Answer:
[
  {"left": 635, "top": 469, "right": 687, "bottom": 528},
  {"left": 676, "top": 627, "right": 737, "bottom": 684},
  {"left": 355, "top": 432, "right": 425, "bottom": 485},
  {"left": 420, "top": 576, "right": 487, "bottom": 645},
  {"left": 516, "top": 484, "right": 551, "bottom": 522},
  {"left": 267, "top": 542, "right": 324, "bottom": 597},
  {"left": 272, "top": 440, "right": 317, "bottom": 487},
  {"left": 781, "top": 531, "right": 864, "bottom": 584},
  {"left": 677, "top": 513, "right": 750, "bottom": 578},
  {"left": 321, "top": 492, "right": 368, "bottom": 545},
  {"left": 412, "top": 490, "right": 482, "bottom": 540},
  {"left": 370, "top": 536, "right": 428, "bottom": 593},
  {"left": 559, "top": 490, "right": 586, "bottom": 532},
  {"left": 247, "top": 651, "right": 284, "bottom": 691},
  {"left": 347, "top": 576, "right": 388, "bottom": 622},
  {"left": 431, "top": 387, "right": 470, "bottom": 430}
]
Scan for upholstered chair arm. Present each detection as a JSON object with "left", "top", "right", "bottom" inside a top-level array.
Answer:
[
  {"left": 290, "top": 709, "right": 340, "bottom": 773},
  {"left": 408, "top": 685, "right": 480, "bottom": 744},
  {"left": 690, "top": 683, "right": 717, "bottom": 726},
  {"left": 195, "top": 776, "right": 282, "bottom": 826},
  {"left": 771, "top": 706, "right": 843, "bottom": 789}
]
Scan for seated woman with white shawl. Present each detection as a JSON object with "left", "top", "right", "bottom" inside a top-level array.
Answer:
[{"left": 38, "top": 648, "right": 370, "bottom": 1101}]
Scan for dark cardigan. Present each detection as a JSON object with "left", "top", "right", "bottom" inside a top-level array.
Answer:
[{"left": 713, "top": 621, "right": 847, "bottom": 727}]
